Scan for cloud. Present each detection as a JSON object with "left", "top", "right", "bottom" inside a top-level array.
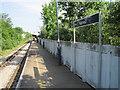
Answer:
[
  {"left": 0, "top": 2, "right": 3, "bottom": 13},
  {"left": 0, "top": 0, "right": 51, "bottom": 14},
  {"left": 0, "top": 0, "right": 51, "bottom": 33},
  {"left": 0, "top": 0, "right": 51, "bottom": 3},
  {"left": 2, "top": 0, "right": 51, "bottom": 14},
  {"left": 0, "top": 0, "right": 41, "bottom": 3},
  {"left": 17, "top": 2, "right": 43, "bottom": 13}
]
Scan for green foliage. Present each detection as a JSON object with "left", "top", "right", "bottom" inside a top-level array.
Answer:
[
  {"left": 41, "top": 1, "right": 57, "bottom": 40},
  {"left": 41, "top": 1, "right": 120, "bottom": 45},
  {"left": 0, "top": 13, "right": 32, "bottom": 54},
  {"left": 106, "top": 2, "right": 120, "bottom": 45}
]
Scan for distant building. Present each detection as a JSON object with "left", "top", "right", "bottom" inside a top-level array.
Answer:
[
  {"left": 31, "top": 32, "right": 39, "bottom": 36},
  {"left": 21, "top": 33, "right": 26, "bottom": 38}
]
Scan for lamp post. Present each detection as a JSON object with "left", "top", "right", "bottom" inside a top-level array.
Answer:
[{"left": 56, "top": 0, "right": 61, "bottom": 65}]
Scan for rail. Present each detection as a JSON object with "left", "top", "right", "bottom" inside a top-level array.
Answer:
[{"left": 4, "top": 41, "right": 32, "bottom": 89}]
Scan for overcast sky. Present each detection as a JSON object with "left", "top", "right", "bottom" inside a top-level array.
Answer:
[{"left": 0, "top": 0, "right": 51, "bottom": 34}]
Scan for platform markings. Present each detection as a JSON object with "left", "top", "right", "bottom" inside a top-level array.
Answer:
[
  {"left": 35, "top": 47, "right": 44, "bottom": 88},
  {"left": 35, "top": 50, "right": 41, "bottom": 75}
]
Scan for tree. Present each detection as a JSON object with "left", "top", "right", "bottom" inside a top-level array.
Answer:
[
  {"left": 40, "top": 1, "right": 120, "bottom": 45},
  {"left": 41, "top": 1, "right": 57, "bottom": 39},
  {"left": 1, "top": 13, "right": 32, "bottom": 51}
]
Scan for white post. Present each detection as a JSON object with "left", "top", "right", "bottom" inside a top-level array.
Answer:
[
  {"left": 74, "top": 28, "right": 76, "bottom": 43},
  {"left": 72, "top": 27, "right": 76, "bottom": 73},
  {"left": 98, "top": 12, "right": 102, "bottom": 88}
]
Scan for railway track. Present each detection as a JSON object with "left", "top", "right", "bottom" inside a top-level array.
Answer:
[
  {"left": 0, "top": 44, "right": 26, "bottom": 70},
  {"left": 0, "top": 40, "right": 32, "bottom": 89}
]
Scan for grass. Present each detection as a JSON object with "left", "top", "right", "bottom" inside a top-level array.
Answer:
[{"left": 0, "top": 38, "right": 30, "bottom": 59}]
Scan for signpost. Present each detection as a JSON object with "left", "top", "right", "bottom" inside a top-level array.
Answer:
[
  {"left": 74, "top": 12, "right": 102, "bottom": 88},
  {"left": 74, "top": 13, "right": 100, "bottom": 43},
  {"left": 74, "top": 13, "right": 99, "bottom": 28}
]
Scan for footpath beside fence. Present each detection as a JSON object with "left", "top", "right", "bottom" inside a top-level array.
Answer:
[{"left": 39, "top": 39, "right": 120, "bottom": 88}]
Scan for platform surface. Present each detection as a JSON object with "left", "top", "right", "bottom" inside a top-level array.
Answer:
[{"left": 18, "top": 41, "right": 92, "bottom": 88}]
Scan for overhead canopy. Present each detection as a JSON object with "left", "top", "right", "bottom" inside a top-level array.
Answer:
[{"left": 31, "top": 32, "right": 39, "bottom": 36}]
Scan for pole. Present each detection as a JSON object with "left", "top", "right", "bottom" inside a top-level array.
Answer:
[
  {"left": 56, "top": 0, "right": 59, "bottom": 42},
  {"left": 56, "top": 0, "right": 61, "bottom": 65},
  {"left": 74, "top": 28, "right": 76, "bottom": 43},
  {"left": 98, "top": 11, "right": 102, "bottom": 88},
  {"left": 72, "top": 27, "right": 76, "bottom": 73}
]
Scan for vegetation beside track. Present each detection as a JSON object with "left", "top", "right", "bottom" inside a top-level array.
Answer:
[{"left": 0, "top": 13, "right": 33, "bottom": 57}]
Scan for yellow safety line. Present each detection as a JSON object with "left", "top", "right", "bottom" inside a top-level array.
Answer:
[
  {"left": 36, "top": 58, "right": 43, "bottom": 88},
  {"left": 36, "top": 58, "right": 41, "bottom": 75},
  {"left": 35, "top": 49, "right": 44, "bottom": 88},
  {"left": 35, "top": 48, "right": 41, "bottom": 75}
]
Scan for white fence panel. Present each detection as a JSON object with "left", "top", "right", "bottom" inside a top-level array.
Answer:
[
  {"left": 110, "top": 56, "right": 118, "bottom": 88},
  {"left": 39, "top": 39, "right": 119, "bottom": 88},
  {"left": 61, "top": 42, "right": 73, "bottom": 68},
  {"left": 85, "top": 50, "right": 96, "bottom": 87},
  {"left": 75, "top": 43, "right": 86, "bottom": 81},
  {"left": 101, "top": 53, "right": 111, "bottom": 88}
]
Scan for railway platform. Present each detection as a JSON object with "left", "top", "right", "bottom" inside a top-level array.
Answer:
[{"left": 16, "top": 41, "right": 93, "bottom": 88}]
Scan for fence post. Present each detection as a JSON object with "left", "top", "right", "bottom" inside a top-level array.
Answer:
[
  {"left": 57, "top": 41, "right": 62, "bottom": 65},
  {"left": 73, "top": 43, "right": 76, "bottom": 73},
  {"left": 82, "top": 43, "right": 87, "bottom": 82}
]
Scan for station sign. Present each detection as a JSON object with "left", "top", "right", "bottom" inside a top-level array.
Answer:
[{"left": 74, "top": 13, "right": 99, "bottom": 27}]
